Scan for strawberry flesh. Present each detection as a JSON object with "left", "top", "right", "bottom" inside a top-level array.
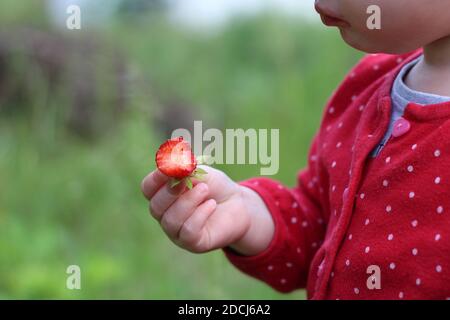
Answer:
[{"left": 155, "top": 137, "right": 197, "bottom": 179}]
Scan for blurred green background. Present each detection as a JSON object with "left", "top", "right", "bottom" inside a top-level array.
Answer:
[{"left": 0, "top": 0, "right": 361, "bottom": 299}]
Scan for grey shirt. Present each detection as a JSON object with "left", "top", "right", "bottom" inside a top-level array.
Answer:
[{"left": 372, "top": 56, "right": 450, "bottom": 157}]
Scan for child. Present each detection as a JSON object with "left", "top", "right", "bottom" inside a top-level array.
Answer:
[{"left": 141, "top": 0, "right": 450, "bottom": 299}]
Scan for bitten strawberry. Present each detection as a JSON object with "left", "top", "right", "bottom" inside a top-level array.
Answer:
[{"left": 155, "top": 137, "right": 206, "bottom": 188}]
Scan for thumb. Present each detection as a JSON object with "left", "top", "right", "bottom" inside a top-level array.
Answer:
[{"left": 192, "top": 165, "right": 239, "bottom": 203}]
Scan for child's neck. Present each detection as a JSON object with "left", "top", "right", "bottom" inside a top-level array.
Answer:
[{"left": 404, "top": 35, "right": 450, "bottom": 97}]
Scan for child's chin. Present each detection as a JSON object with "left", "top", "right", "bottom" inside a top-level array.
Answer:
[
  {"left": 340, "top": 29, "right": 420, "bottom": 55},
  {"left": 339, "top": 30, "right": 384, "bottom": 53}
]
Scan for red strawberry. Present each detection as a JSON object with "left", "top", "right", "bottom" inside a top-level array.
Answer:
[{"left": 155, "top": 137, "right": 197, "bottom": 179}]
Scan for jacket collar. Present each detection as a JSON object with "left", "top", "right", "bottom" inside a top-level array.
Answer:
[{"left": 379, "top": 50, "right": 450, "bottom": 121}]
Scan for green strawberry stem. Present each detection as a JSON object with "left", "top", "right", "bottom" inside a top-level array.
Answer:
[{"left": 169, "top": 168, "right": 207, "bottom": 190}]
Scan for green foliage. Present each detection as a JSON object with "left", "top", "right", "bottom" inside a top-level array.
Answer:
[
  {"left": 0, "top": 8, "right": 362, "bottom": 299},
  {"left": 0, "top": 0, "right": 48, "bottom": 27}
]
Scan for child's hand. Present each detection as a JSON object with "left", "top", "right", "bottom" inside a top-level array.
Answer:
[{"left": 141, "top": 166, "right": 274, "bottom": 255}]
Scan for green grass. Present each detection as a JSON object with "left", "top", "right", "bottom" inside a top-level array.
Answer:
[{"left": 0, "top": 6, "right": 362, "bottom": 299}]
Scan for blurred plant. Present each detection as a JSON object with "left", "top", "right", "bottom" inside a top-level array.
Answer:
[{"left": 119, "top": 0, "right": 167, "bottom": 15}]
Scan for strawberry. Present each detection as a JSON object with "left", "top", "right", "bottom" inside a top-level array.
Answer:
[
  {"left": 155, "top": 137, "right": 207, "bottom": 188},
  {"left": 156, "top": 137, "right": 197, "bottom": 179}
]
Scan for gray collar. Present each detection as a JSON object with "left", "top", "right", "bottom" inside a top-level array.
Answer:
[{"left": 392, "top": 56, "right": 450, "bottom": 111}]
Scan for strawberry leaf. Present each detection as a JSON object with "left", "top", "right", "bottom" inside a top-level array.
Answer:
[
  {"left": 195, "top": 167, "right": 208, "bottom": 175},
  {"left": 191, "top": 173, "right": 205, "bottom": 181},
  {"left": 170, "top": 178, "right": 182, "bottom": 188},
  {"left": 185, "top": 178, "right": 193, "bottom": 189}
]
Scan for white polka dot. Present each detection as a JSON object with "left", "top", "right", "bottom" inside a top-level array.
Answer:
[
  {"left": 292, "top": 202, "right": 299, "bottom": 209},
  {"left": 345, "top": 259, "right": 350, "bottom": 266},
  {"left": 385, "top": 156, "right": 391, "bottom": 164},
  {"left": 437, "top": 206, "right": 444, "bottom": 214},
  {"left": 286, "top": 262, "right": 293, "bottom": 268},
  {"left": 373, "top": 65, "right": 380, "bottom": 70},
  {"left": 359, "top": 105, "right": 364, "bottom": 112},
  {"left": 389, "top": 262, "right": 396, "bottom": 270},
  {"left": 277, "top": 184, "right": 283, "bottom": 190},
  {"left": 291, "top": 217, "right": 297, "bottom": 224},
  {"left": 332, "top": 185, "right": 336, "bottom": 192},
  {"left": 280, "top": 278, "right": 287, "bottom": 284},
  {"left": 354, "top": 288, "right": 360, "bottom": 294},
  {"left": 412, "top": 144, "right": 417, "bottom": 150},
  {"left": 388, "top": 234, "right": 394, "bottom": 241},
  {"left": 412, "top": 248, "right": 418, "bottom": 256},
  {"left": 348, "top": 234, "right": 353, "bottom": 240},
  {"left": 329, "top": 107, "right": 335, "bottom": 114},
  {"left": 436, "top": 265, "right": 442, "bottom": 273},
  {"left": 365, "top": 218, "right": 370, "bottom": 226},
  {"left": 334, "top": 209, "right": 337, "bottom": 216},
  {"left": 268, "top": 265, "right": 274, "bottom": 271},
  {"left": 296, "top": 247, "right": 301, "bottom": 254},
  {"left": 302, "top": 221, "right": 308, "bottom": 228},
  {"left": 336, "top": 142, "right": 342, "bottom": 148},
  {"left": 350, "top": 72, "right": 356, "bottom": 78},
  {"left": 399, "top": 292, "right": 404, "bottom": 299},
  {"left": 312, "top": 242, "right": 318, "bottom": 248},
  {"left": 331, "top": 161, "right": 337, "bottom": 168},
  {"left": 365, "top": 246, "right": 370, "bottom": 253},
  {"left": 360, "top": 193, "right": 365, "bottom": 200},
  {"left": 351, "top": 95, "right": 358, "bottom": 101},
  {"left": 435, "top": 149, "right": 441, "bottom": 157},
  {"left": 386, "top": 205, "right": 392, "bottom": 213},
  {"left": 383, "top": 180, "right": 389, "bottom": 187},
  {"left": 435, "top": 177, "right": 441, "bottom": 184},
  {"left": 411, "top": 220, "right": 418, "bottom": 227},
  {"left": 407, "top": 165, "right": 414, "bottom": 172},
  {"left": 397, "top": 57, "right": 403, "bottom": 64},
  {"left": 331, "top": 271, "right": 335, "bottom": 277},
  {"left": 409, "top": 191, "right": 415, "bottom": 199},
  {"left": 435, "top": 234, "right": 441, "bottom": 241},
  {"left": 416, "top": 278, "right": 421, "bottom": 286},
  {"left": 317, "top": 264, "right": 323, "bottom": 275},
  {"left": 338, "top": 122, "right": 343, "bottom": 128}
]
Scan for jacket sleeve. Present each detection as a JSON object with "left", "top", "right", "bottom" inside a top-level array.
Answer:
[{"left": 223, "top": 136, "right": 327, "bottom": 293}]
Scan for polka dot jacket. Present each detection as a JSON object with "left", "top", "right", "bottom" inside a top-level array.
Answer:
[{"left": 223, "top": 50, "right": 450, "bottom": 300}]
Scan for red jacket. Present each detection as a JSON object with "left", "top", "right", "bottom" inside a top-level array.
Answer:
[{"left": 224, "top": 50, "right": 450, "bottom": 300}]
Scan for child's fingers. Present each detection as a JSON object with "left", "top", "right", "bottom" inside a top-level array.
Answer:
[
  {"left": 178, "top": 199, "right": 217, "bottom": 251},
  {"left": 160, "top": 183, "right": 210, "bottom": 239},
  {"left": 149, "top": 181, "right": 186, "bottom": 220},
  {"left": 141, "top": 170, "right": 169, "bottom": 200}
]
